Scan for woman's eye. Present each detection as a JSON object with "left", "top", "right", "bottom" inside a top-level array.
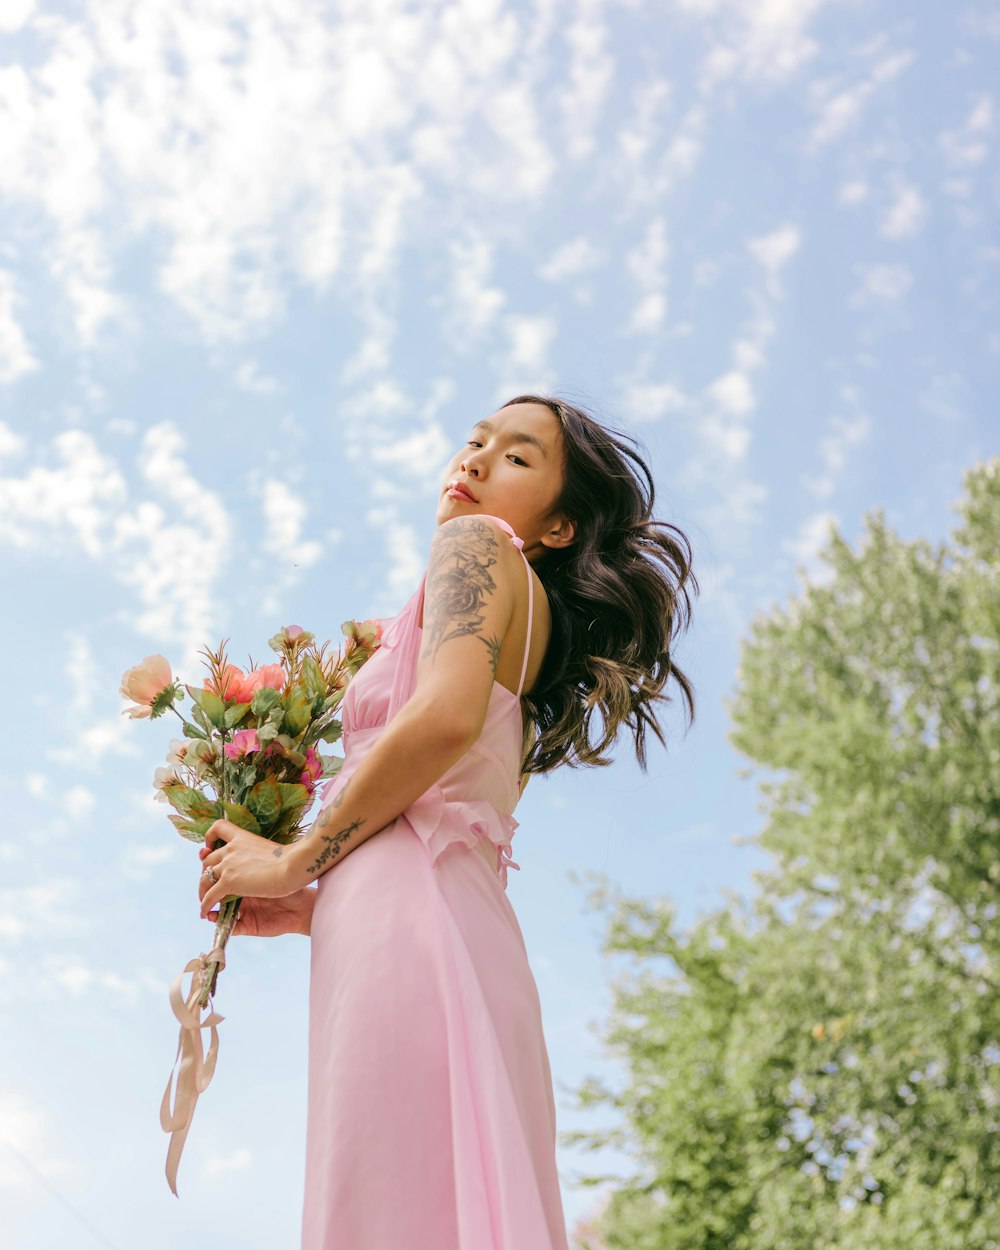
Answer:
[{"left": 464, "top": 440, "right": 526, "bottom": 466}]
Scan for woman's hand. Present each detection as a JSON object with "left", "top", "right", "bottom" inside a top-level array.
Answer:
[
  {"left": 198, "top": 818, "right": 295, "bottom": 920},
  {"left": 199, "top": 844, "right": 317, "bottom": 936}
]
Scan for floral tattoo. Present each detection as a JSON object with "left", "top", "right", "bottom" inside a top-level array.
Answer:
[{"left": 424, "top": 519, "right": 504, "bottom": 678}]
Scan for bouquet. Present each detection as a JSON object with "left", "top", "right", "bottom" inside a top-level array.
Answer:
[{"left": 120, "top": 619, "right": 382, "bottom": 1192}]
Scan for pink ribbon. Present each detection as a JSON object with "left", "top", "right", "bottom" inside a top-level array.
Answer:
[{"left": 160, "top": 947, "right": 226, "bottom": 1196}]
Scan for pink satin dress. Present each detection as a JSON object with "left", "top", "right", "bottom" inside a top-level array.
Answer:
[{"left": 302, "top": 515, "right": 570, "bottom": 1250}]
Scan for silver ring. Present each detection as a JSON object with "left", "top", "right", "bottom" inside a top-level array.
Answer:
[{"left": 201, "top": 866, "right": 217, "bottom": 885}]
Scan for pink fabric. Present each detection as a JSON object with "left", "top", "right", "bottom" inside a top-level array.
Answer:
[{"left": 302, "top": 516, "right": 569, "bottom": 1250}]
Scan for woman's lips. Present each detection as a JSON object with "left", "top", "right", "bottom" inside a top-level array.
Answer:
[{"left": 447, "top": 485, "right": 476, "bottom": 501}]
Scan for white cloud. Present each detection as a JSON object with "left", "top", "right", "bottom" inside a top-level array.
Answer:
[
  {"left": 365, "top": 506, "right": 424, "bottom": 610},
  {"left": 853, "top": 263, "right": 912, "bottom": 302},
  {"left": 538, "top": 236, "right": 603, "bottom": 284},
  {"left": 0, "top": 1, "right": 565, "bottom": 353},
  {"left": 205, "top": 1146, "right": 253, "bottom": 1177},
  {"left": 442, "top": 234, "right": 507, "bottom": 349},
  {"left": 0, "top": 428, "right": 127, "bottom": 557},
  {"left": 838, "top": 180, "right": 868, "bottom": 205},
  {"left": 783, "top": 510, "right": 840, "bottom": 585},
  {"left": 806, "top": 48, "right": 914, "bottom": 150},
  {"left": 939, "top": 93, "right": 993, "bottom": 168},
  {"left": 881, "top": 180, "right": 926, "bottom": 239},
  {"left": 370, "top": 424, "right": 453, "bottom": 486},
  {"left": 617, "top": 380, "right": 689, "bottom": 423},
  {"left": 747, "top": 222, "right": 801, "bottom": 297},
  {"left": 696, "top": 0, "right": 834, "bottom": 92},
  {"left": 261, "top": 480, "right": 323, "bottom": 570},
  {"left": 624, "top": 217, "right": 669, "bottom": 335},
  {"left": 556, "top": 0, "right": 614, "bottom": 161},
  {"left": 0, "top": 1085, "right": 77, "bottom": 1195},
  {"left": 0, "top": 268, "right": 40, "bottom": 383},
  {"left": 504, "top": 314, "right": 558, "bottom": 373},
  {"left": 121, "top": 841, "right": 177, "bottom": 882},
  {"left": 705, "top": 369, "right": 755, "bottom": 419},
  {"left": 64, "top": 632, "right": 98, "bottom": 717},
  {"left": 66, "top": 784, "right": 96, "bottom": 817},
  {"left": 801, "top": 397, "right": 871, "bottom": 499},
  {"left": 0, "top": 0, "right": 35, "bottom": 34},
  {"left": 113, "top": 422, "right": 231, "bottom": 658},
  {"left": 0, "top": 420, "right": 26, "bottom": 459},
  {"left": 234, "top": 360, "right": 279, "bottom": 394},
  {"left": 0, "top": 879, "right": 83, "bottom": 946}
]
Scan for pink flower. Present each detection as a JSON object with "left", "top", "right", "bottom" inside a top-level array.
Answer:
[
  {"left": 285, "top": 625, "right": 304, "bottom": 639},
  {"left": 120, "top": 655, "right": 174, "bottom": 718},
  {"left": 300, "top": 746, "right": 323, "bottom": 793},
  {"left": 246, "top": 664, "right": 285, "bottom": 695},
  {"left": 205, "top": 664, "right": 253, "bottom": 703},
  {"left": 224, "top": 728, "right": 261, "bottom": 760}
]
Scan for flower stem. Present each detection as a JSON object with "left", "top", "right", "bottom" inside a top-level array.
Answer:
[{"left": 197, "top": 895, "right": 242, "bottom": 1009}]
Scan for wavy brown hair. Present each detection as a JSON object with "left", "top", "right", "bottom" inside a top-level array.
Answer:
[{"left": 503, "top": 394, "right": 699, "bottom": 778}]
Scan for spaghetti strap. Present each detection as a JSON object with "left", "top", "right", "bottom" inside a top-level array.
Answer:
[{"left": 514, "top": 545, "right": 533, "bottom": 699}]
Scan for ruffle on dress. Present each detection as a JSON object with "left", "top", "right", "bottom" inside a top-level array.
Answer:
[{"left": 404, "top": 784, "right": 522, "bottom": 888}]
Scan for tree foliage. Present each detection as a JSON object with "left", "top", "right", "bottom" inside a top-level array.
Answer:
[{"left": 565, "top": 459, "right": 1000, "bottom": 1250}]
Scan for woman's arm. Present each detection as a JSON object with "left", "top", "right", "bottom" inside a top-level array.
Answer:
[
  {"left": 199, "top": 515, "right": 521, "bottom": 909},
  {"left": 277, "top": 515, "right": 518, "bottom": 889}
]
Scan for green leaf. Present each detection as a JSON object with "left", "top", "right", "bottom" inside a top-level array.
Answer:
[
  {"left": 277, "top": 782, "right": 310, "bottom": 814},
  {"left": 246, "top": 777, "right": 282, "bottom": 830},
  {"left": 221, "top": 802, "right": 260, "bottom": 835},
  {"left": 298, "top": 654, "right": 322, "bottom": 698},
  {"left": 283, "top": 685, "right": 312, "bottom": 737},
  {"left": 257, "top": 705, "right": 285, "bottom": 743},
  {"left": 187, "top": 685, "right": 227, "bottom": 729},
  {"left": 182, "top": 721, "right": 208, "bottom": 741},
  {"left": 189, "top": 701, "right": 213, "bottom": 734},
  {"left": 318, "top": 721, "right": 343, "bottom": 744},
  {"left": 162, "top": 785, "right": 222, "bottom": 822},
  {"left": 250, "top": 685, "right": 282, "bottom": 717},
  {"left": 168, "top": 813, "right": 216, "bottom": 843},
  {"left": 224, "top": 701, "right": 252, "bottom": 729}
]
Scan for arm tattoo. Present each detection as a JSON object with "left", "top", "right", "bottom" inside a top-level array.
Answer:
[
  {"left": 425, "top": 519, "right": 505, "bottom": 676},
  {"left": 304, "top": 816, "right": 366, "bottom": 876}
]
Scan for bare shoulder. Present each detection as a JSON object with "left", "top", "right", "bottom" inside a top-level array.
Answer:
[
  {"left": 423, "top": 515, "right": 520, "bottom": 647},
  {"left": 429, "top": 514, "right": 518, "bottom": 569}
]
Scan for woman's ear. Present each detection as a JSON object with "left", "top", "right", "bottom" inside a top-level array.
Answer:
[{"left": 543, "top": 516, "right": 575, "bottom": 550}]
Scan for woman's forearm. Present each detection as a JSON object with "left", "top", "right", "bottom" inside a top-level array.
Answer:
[{"left": 279, "top": 696, "right": 475, "bottom": 892}]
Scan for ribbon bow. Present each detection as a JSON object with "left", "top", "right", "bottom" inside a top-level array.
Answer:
[{"left": 160, "top": 948, "right": 226, "bottom": 1196}]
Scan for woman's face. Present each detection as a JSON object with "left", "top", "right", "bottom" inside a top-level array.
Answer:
[{"left": 436, "top": 402, "right": 575, "bottom": 557}]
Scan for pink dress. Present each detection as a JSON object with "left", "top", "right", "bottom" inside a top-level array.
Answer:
[{"left": 302, "top": 515, "right": 570, "bottom": 1250}]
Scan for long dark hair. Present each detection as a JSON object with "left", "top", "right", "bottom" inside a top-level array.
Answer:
[{"left": 503, "top": 394, "right": 698, "bottom": 778}]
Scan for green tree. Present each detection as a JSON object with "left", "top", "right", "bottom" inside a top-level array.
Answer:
[{"left": 565, "top": 459, "right": 1000, "bottom": 1250}]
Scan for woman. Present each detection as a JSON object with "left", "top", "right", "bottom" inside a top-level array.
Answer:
[{"left": 198, "top": 394, "right": 698, "bottom": 1249}]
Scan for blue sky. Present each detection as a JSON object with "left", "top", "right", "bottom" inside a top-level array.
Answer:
[{"left": 0, "top": 1, "right": 996, "bottom": 1246}]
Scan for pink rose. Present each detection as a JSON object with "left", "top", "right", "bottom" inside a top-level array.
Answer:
[
  {"left": 120, "top": 655, "right": 174, "bottom": 718},
  {"left": 205, "top": 664, "right": 253, "bottom": 703},
  {"left": 246, "top": 664, "right": 285, "bottom": 695},
  {"left": 224, "top": 728, "right": 261, "bottom": 760},
  {"left": 300, "top": 746, "right": 323, "bottom": 793}
]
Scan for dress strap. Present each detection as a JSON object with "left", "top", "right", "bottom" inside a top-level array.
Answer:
[{"left": 514, "top": 545, "right": 533, "bottom": 699}]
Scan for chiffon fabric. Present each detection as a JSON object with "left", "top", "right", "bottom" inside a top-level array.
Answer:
[{"left": 302, "top": 515, "right": 569, "bottom": 1250}]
